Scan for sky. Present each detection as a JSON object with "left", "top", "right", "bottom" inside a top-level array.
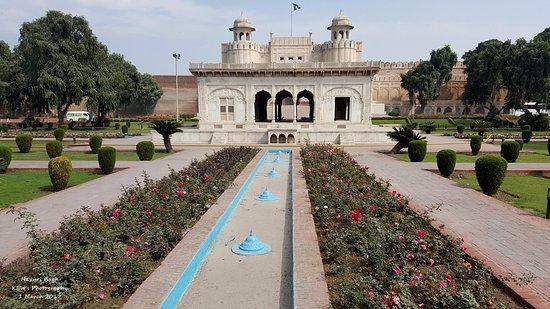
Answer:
[{"left": 0, "top": 0, "right": 548, "bottom": 75}]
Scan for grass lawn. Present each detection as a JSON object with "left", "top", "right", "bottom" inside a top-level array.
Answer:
[
  {"left": 9, "top": 150, "right": 168, "bottom": 161},
  {"left": 518, "top": 142, "right": 548, "bottom": 155},
  {"left": 391, "top": 151, "right": 550, "bottom": 163},
  {"left": 454, "top": 174, "right": 550, "bottom": 217},
  {"left": 0, "top": 170, "right": 102, "bottom": 208}
]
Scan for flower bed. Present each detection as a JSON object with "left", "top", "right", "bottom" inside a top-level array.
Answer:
[
  {"left": 0, "top": 131, "right": 135, "bottom": 139},
  {"left": 0, "top": 146, "right": 258, "bottom": 307},
  {"left": 301, "top": 145, "right": 520, "bottom": 308}
]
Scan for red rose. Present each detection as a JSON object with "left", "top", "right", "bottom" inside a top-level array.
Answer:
[
  {"left": 62, "top": 253, "right": 71, "bottom": 262},
  {"left": 176, "top": 189, "right": 186, "bottom": 197},
  {"left": 335, "top": 214, "right": 342, "bottom": 221},
  {"left": 176, "top": 181, "right": 185, "bottom": 188},
  {"left": 125, "top": 244, "right": 136, "bottom": 257},
  {"left": 110, "top": 208, "right": 121, "bottom": 219},
  {"left": 51, "top": 262, "right": 59, "bottom": 271},
  {"left": 161, "top": 192, "right": 169, "bottom": 200},
  {"left": 369, "top": 204, "right": 377, "bottom": 214},
  {"left": 350, "top": 208, "right": 362, "bottom": 222},
  {"left": 367, "top": 291, "right": 375, "bottom": 298},
  {"left": 393, "top": 266, "right": 401, "bottom": 275},
  {"left": 202, "top": 175, "right": 210, "bottom": 183},
  {"left": 418, "top": 228, "right": 427, "bottom": 239}
]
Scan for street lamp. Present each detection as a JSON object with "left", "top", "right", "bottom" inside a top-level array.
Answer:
[{"left": 172, "top": 53, "right": 181, "bottom": 122}]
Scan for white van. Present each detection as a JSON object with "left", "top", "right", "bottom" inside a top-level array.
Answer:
[{"left": 65, "top": 111, "right": 94, "bottom": 122}]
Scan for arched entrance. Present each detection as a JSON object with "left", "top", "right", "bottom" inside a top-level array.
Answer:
[
  {"left": 254, "top": 90, "right": 271, "bottom": 122},
  {"left": 296, "top": 90, "right": 314, "bottom": 122},
  {"left": 275, "top": 90, "right": 293, "bottom": 122}
]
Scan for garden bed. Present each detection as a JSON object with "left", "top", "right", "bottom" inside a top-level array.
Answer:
[
  {"left": 301, "top": 145, "right": 521, "bottom": 308},
  {"left": 390, "top": 151, "right": 550, "bottom": 163},
  {"left": 0, "top": 146, "right": 259, "bottom": 307}
]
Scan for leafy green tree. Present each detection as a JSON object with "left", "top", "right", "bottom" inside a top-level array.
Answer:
[
  {"left": 401, "top": 61, "right": 439, "bottom": 114},
  {"left": 0, "top": 41, "right": 27, "bottom": 117},
  {"left": 87, "top": 54, "right": 140, "bottom": 122},
  {"left": 502, "top": 28, "right": 550, "bottom": 114},
  {"left": 135, "top": 73, "right": 163, "bottom": 108},
  {"left": 14, "top": 10, "right": 107, "bottom": 124},
  {"left": 150, "top": 120, "right": 182, "bottom": 153},
  {"left": 462, "top": 39, "right": 510, "bottom": 116},
  {"left": 430, "top": 45, "right": 458, "bottom": 95}
]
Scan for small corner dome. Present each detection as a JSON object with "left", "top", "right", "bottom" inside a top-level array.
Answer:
[
  {"left": 231, "top": 13, "right": 255, "bottom": 30},
  {"left": 328, "top": 12, "right": 353, "bottom": 29}
]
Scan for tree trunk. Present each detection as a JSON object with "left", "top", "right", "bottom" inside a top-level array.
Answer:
[
  {"left": 389, "top": 142, "right": 406, "bottom": 154},
  {"left": 163, "top": 135, "right": 173, "bottom": 153},
  {"left": 57, "top": 105, "right": 65, "bottom": 125}
]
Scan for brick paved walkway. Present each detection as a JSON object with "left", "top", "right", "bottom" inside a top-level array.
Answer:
[
  {"left": 0, "top": 147, "right": 217, "bottom": 264},
  {"left": 346, "top": 148, "right": 550, "bottom": 308}
]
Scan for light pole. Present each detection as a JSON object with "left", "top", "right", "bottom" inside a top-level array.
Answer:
[{"left": 172, "top": 53, "right": 181, "bottom": 122}]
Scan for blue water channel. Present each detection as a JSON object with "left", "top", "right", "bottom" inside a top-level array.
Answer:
[{"left": 160, "top": 149, "right": 293, "bottom": 308}]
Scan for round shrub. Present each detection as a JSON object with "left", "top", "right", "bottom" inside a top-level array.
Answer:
[
  {"left": 0, "top": 144, "right": 12, "bottom": 173},
  {"left": 136, "top": 141, "right": 155, "bottom": 161},
  {"left": 457, "top": 124, "right": 465, "bottom": 134},
  {"left": 48, "top": 156, "right": 72, "bottom": 191},
  {"left": 521, "top": 125, "right": 531, "bottom": 131},
  {"left": 470, "top": 135, "right": 482, "bottom": 156},
  {"left": 114, "top": 123, "right": 120, "bottom": 130},
  {"left": 53, "top": 128, "right": 66, "bottom": 141},
  {"left": 46, "top": 140, "right": 63, "bottom": 159},
  {"left": 98, "top": 146, "right": 116, "bottom": 174},
  {"left": 475, "top": 155, "right": 507, "bottom": 195},
  {"left": 521, "top": 130, "right": 532, "bottom": 144},
  {"left": 89, "top": 135, "right": 103, "bottom": 154},
  {"left": 0, "top": 124, "right": 8, "bottom": 133},
  {"left": 500, "top": 141, "right": 520, "bottom": 163},
  {"left": 15, "top": 133, "right": 33, "bottom": 153},
  {"left": 407, "top": 140, "right": 427, "bottom": 162},
  {"left": 436, "top": 149, "right": 456, "bottom": 178},
  {"left": 121, "top": 125, "right": 128, "bottom": 134},
  {"left": 125, "top": 121, "right": 131, "bottom": 128}
]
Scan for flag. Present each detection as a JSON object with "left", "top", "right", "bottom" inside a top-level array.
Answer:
[{"left": 292, "top": 3, "right": 301, "bottom": 11}]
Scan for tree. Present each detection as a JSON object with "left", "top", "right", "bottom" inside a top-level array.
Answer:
[
  {"left": 387, "top": 126, "right": 426, "bottom": 154},
  {"left": 150, "top": 120, "right": 182, "bottom": 153},
  {"left": 430, "top": 45, "right": 457, "bottom": 96},
  {"left": 401, "top": 61, "right": 439, "bottom": 114},
  {"left": 0, "top": 41, "right": 26, "bottom": 117},
  {"left": 134, "top": 73, "right": 163, "bottom": 110},
  {"left": 401, "top": 45, "right": 457, "bottom": 114},
  {"left": 14, "top": 11, "right": 106, "bottom": 124},
  {"left": 462, "top": 39, "right": 510, "bottom": 116},
  {"left": 502, "top": 28, "right": 550, "bottom": 114},
  {"left": 87, "top": 54, "right": 140, "bottom": 122}
]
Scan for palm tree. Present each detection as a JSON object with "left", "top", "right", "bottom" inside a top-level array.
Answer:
[
  {"left": 150, "top": 120, "right": 182, "bottom": 153},
  {"left": 387, "top": 126, "right": 425, "bottom": 154}
]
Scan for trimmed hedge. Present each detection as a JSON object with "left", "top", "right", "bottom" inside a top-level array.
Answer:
[
  {"left": 407, "top": 140, "right": 427, "bottom": 162},
  {"left": 89, "top": 135, "right": 103, "bottom": 154},
  {"left": 53, "top": 128, "right": 66, "bottom": 141},
  {"left": 98, "top": 146, "right": 116, "bottom": 174},
  {"left": 46, "top": 140, "right": 63, "bottom": 159},
  {"left": 500, "top": 141, "right": 520, "bottom": 163},
  {"left": 114, "top": 123, "right": 120, "bottom": 130},
  {"left": 436, "top": 149, "right": 456, "bottom": 178},
  {"left": 15, "top": 133, "right": 33, "bottom": 153},
  {"left": 136, "top": 141, "right": 155, "bottom": 161},
  {"left": 0, "top": 144, "right": 12, "bottom": 173},
  {"left": 457, "top": 124, "right": 465, "bottom": 133},
  {"left": 121, "top": 125, "right": 128, "bottom": 134},
  {"left": 515, "top": 139, "right": 524, "bottom": 151},
  {"left": 475, "top": 155, "right": 507, "bottom": 195},
  {"left": 470, "top": 135, "right": 482, "bottom": 155},
  {"left": 521, "top": 130, "right": 532, "bottom": 143},
  {"left": 48, "top": 156, "right": 72, "bottom": 191},
  {"left": 125, "top": 121, "right": 131, "bottom": 128}
]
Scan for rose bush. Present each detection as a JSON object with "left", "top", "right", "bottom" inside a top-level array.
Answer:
[
  {"left": 301, "top": 145, "right": 519, "bottom": 308},
  {"left": 0, "top": 146, "right": 258, "bottom": 307}
]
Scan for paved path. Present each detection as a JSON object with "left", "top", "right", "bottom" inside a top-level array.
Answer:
[
  {"left": 9, "top": 160, "right": 141, "bottom": 169},
  {"left": 0, "top": 147, "right": 217, "bottom": 264},
  {"left": 346, "top": 148, "right": 550, "bottom": 308}
]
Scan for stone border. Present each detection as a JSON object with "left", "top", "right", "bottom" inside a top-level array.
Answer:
[
  {"left": 292, "top": 150, "right": 331, "bottom": 308},
  {"left": 123, "top": 149, "right": 265, "bottom": 308}
]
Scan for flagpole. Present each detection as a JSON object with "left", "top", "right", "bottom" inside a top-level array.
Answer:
[{"left": 290, "top": 3, "right": 293, "bottom": 36}]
